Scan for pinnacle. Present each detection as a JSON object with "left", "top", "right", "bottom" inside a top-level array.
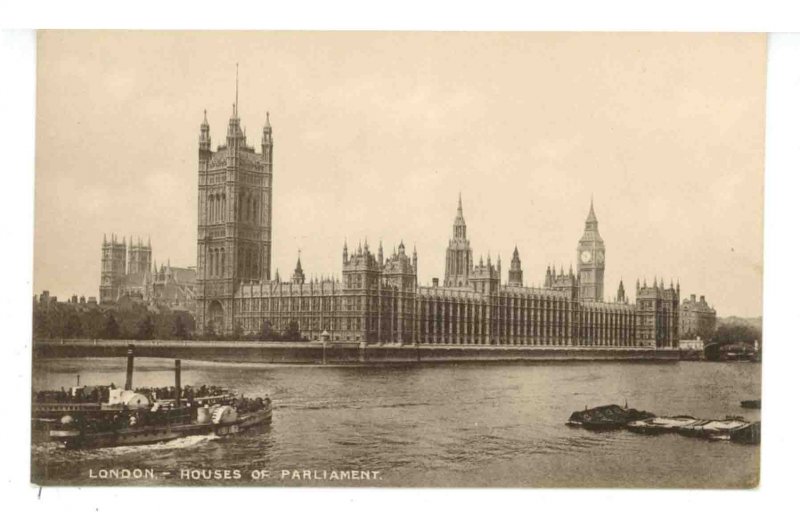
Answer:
[{"left": 586, "top": 196, "right": 598, "bottom": 224}]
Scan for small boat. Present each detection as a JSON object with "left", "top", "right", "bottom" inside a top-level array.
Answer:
[
  {"left": 740, "top": 399, "right": 761, "bottom": 409},
  {"left": 626, "top": 415, "right": 702, "bottom": 435},
  {"left": 677, "top": 417, "right": 751, "bottom": 440},
  {"left": 567, "top": 404, "right": 654, "bottom": 431}
]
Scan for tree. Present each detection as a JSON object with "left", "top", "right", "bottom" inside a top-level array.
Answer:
[
  {"left": 102, "top": 313, "right": 121, "bottom": 340},
  {"left": 135, "top": 315, "right": 155, "bottom": 340},
  {"left": 64, "top": 313, "right": 83, "bottom": 338},
  {"left": 711, "top": 324, "right": 761, "bottom": 346},
  {"left": 232, "top": 322, "right": 244, "bottom": 340},
  {"left": 282, "top": 320, "right": 301, "bottom": 341},
  {"left": 204, "top": 321, "right": 217, "bottom": 341},
  {"left": 173, "top": 314, "right": 189, "bottom": 340},
  {"left": 32, "top": 309, "right": 51, "bottom": 339},
  {"left": 258, "top": 320, "right": 277, "bottom": 341}
]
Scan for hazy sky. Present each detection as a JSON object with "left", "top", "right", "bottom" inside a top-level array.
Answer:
[{"left": 35, "top": 31, "right": 765, "bottom": 317}]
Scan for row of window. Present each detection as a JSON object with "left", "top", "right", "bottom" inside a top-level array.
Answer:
[{"left": 206, "top": 191, "right": 261, "bottom": 225}]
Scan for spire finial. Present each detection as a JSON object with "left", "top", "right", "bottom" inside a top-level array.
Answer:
[
  {"left": 235, "top": 63, "right": 239, "bottom": 117},
  {"left": 586, "top": 195, "right": 597, "bottom": 224}
]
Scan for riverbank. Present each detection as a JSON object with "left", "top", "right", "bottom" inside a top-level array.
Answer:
[{"left": 33, "top": 339, "right": 680, "bottom": 364}]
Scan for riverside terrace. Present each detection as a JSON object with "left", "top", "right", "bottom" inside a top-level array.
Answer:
[{"left": 33, "top": 339, "right": 680, "bottom": 364}]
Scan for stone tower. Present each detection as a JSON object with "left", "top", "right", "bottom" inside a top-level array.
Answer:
[
  {"left": 196, "top": 77, "right": 274, "bottom": 334},
  {"left": 576, "top": 198, "right": 605, "bottom": 301},
  {"left": 100, "top": 233, "right": 127, "bottom": 304},
  {"left": 508, "top": 246, "right": 523, "bottom": 287},
  {"left": 444, "top": 194, "right": 473, "bottom": 287},
  {"left": 127, "top": 236, "right": 152, "bottom": 275},
  {"left": 635, "top": 277, "right": 680, "bottom": 348}
]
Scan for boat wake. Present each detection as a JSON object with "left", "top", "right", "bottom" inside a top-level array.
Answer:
[{"left": 91, "top": 434, "right": 220, "bottom": 456}]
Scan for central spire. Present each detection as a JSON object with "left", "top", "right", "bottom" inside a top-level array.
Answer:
[
  {"left": 585, "top": 196, "right": 598, "bottom": 227},
  {"left": 235, "top": 62, "right": 239, "bottom": 118},
  {"left": 453, "top": 193, "right": 467, "bottom": 240}
]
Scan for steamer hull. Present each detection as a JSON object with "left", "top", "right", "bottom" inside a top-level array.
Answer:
[{"left": 50, "top": 408, "right": 271, "bottom": 449}]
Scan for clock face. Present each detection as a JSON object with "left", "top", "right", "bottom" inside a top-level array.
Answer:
[
  {"left": 580, "top": 250, "right": 592, "bottom": 263},
  {"left": 597, "top": 252, "right": 605, "bottom": 264}
]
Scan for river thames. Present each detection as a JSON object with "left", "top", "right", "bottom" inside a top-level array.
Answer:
[{"left": 31, "top": 358, "right": 760, "bottom": 488}]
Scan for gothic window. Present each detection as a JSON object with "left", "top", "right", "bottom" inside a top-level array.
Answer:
[{"left": 220, "top": 249, "right": 225, "bottom": 276}]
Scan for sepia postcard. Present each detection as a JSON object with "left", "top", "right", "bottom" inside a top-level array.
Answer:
[{"left": 30, "top": 31, "right": 764, "bottom": 488}]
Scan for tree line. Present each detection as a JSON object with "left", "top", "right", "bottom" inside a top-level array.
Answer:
[
  {"left": 33, "top": 302, "right": 195, "bottom": 340},
  {"left": 709, "top": 323, "right": 761, "bottom": 346},
  {"left": 32, "top": 302, "right": 306, "bottom": 342}
]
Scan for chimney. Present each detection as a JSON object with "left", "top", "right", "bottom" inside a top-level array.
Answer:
[
  {"left": 124, "top": 344, "right": 135, "bottom": 391},
  {"left": 690, "top": 294, "right": 696, "bottom": 302},
  {"left": 174, "top": 360, "right": 182, "bottom": 408},
  {"left": 432, "top": 278, "right": 439, "bottom": 288}
]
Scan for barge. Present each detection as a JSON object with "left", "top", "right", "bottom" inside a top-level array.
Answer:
[
  {"left": 566, "top": 404, "right": 654, "bottom": 431},
  {"left": 569, "top": 404, "right": 760, "bottom": 445}
]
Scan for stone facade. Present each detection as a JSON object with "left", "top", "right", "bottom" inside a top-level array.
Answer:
[
  {"left": 679, "top": 294, "right": 717, "bottom": 340},
  {"left": 196, "top": 99, "right": 679, "bottom": 348},
  {"left": 195, "top": 104, "right": 273, "bottom": 333}
]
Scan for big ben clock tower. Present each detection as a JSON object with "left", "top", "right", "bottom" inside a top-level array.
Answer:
[{"left": 577, "top": 199, "right": 605, "bottom": 301}]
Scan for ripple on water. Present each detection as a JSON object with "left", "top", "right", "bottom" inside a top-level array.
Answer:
[{"left": 31, "top": 359, "right": 760, "bottom": 488}]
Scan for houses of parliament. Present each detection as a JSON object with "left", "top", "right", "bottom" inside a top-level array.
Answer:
[{"left": 194, "top": 97, "right": 680, "bottom": 348}]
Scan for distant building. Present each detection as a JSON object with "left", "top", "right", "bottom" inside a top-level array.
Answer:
[
  {"left": 34, "top": 290, "right": 98, "bottom": 312},
  {"left": 679, "top": 294, "right": 717, "bottom": 340},
  {"left": 99, "top": 235, "right": 195, "bottom": 310}
]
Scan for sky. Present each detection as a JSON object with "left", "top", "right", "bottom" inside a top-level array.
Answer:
[{"left": 34, "top": 31, "right": 766, "bottom": 317}]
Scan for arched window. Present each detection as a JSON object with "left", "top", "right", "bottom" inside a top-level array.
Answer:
[
  {"left": 220, "top": 249, "right": 225, "bottom": 276},
  {"left": 221, "top": 194, "right": 226, "bottom": 223},
  {"left": 208, "top": 194, "right": 215, "bottom": 223},
  {"left": 209, "top": 249, "right": 215, "bottom": 277}
]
